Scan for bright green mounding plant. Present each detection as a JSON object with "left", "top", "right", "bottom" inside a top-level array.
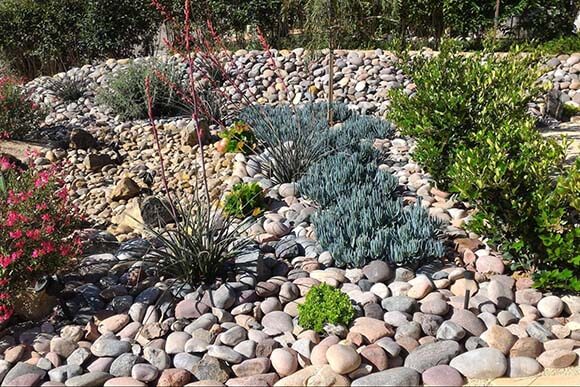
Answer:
[{"left": 298, "top": 283, "right": 355, "bottom": 333}]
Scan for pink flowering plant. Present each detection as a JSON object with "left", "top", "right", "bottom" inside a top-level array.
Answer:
[
  {"left": 0, "top": 74, "right": 44, "bottom": 139},
  {"left": 0, "top": 158, "right": 81, "bottom": 323}
]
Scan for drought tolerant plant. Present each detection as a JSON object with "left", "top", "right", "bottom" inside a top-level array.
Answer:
[
  {"left": 300, "top": 147, "right": 396, "bottom": 208},
  {"left": 216, "top": 121, "right": 257, "bottom": 154},
  {"left": 326, "top": 114, "right": 394, "bottom": 153},
  {"left": 223, "top": 182, "right": 265, "bottom": 218},
  {"left": 240, "top": 103, "right": 331, "bottom": 184},
  {"left": 0, "top": 74, "right": 44, "bottom": 139},
  {"left": 143, "top": 199, "right": 254, "bottom": 284},
  {"left": 96, "top": 60, "right": 186, "bottom": 120},
  {"left": 388, "top": 42, "right": 540, "bottom": 189},
  {"left": 240, "top": 102, "right": 384, "bottom": 184},
  {"left": 298, "top": 283, "right": 355, "bottom": 333},
  {"left": 312, "top": 171, "right": 444, "bottom": 268},
  {"left": 0, "top": 159, "right": 81, "bottom": 323},
  {"left": 45, "top": 73, "right": 88, "bottom": 103}
]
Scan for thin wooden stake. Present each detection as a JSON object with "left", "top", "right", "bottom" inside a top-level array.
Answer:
[{"left": 327, "top": 0, "right": 334, "bottom": 126}]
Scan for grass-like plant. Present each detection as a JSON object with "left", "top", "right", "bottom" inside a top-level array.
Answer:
[
  {"left": 143, "top": 199, "right": 254, "bottom": 284},
  {"left": 223, "top": 182, "right": 265, "bottom": 219},
  {"left": 298, "top": 283, "right": 355, "bottom": 333},
  {"left": 240, "top": 103, "right": 347, "bottom": 184},
  {"left": 45, "top": 73, "right": 88, "bottom": 103}
]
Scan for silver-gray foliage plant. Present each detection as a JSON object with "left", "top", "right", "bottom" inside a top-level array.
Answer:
[{"left": 299, "top": 132, "right": 444, "bottom": 268}]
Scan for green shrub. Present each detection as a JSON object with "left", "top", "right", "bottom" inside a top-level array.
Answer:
[
  {"left": 217, "top": 121, "right": 257, "bottom": 154},
  {"left": 298, "top": 283, "right": 355, "bottom": 333},
  {"left": 388, "top": 42, "right": 540, "bottom": 189},
  {"left": 563, "top": 103, "right": 580, "bottom": 118},
  {"left": 532, "top": 35, "right": 580, "bottom": 55},
  {"left": 223, "top": 182, "right": 265, "bottom": 218},
  {"left": 533, "top": 159, "right": 580, "bottom": 291},
  {"left": 450, "top": 119, "right": 565, "bottom": 262},
  {"left": 448, "top": 94, "right": 579, "bottom": 291},
  {"left": 96, "top": 60, "right": 185, "bottom": 120},
  {"left": 0, "top": 74, "right": 44, "bottom": 139},
  {"left": 504, "top": 0, "right": 579, "bottom": 43},
  {"left": 0, "top": 0, "right": 159, "bottom": 78}
]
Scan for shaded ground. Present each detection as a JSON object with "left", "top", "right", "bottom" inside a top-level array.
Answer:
[{"left": 540, "top": 120, "right": 580, "bottom": 163}]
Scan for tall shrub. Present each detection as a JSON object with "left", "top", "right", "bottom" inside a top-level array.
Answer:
[
  {"left": 389, "top": 42, "right": 579, "bottom": 291},
  {"left": 388, "top": 43, "right": 540, "bottom": 189},
  {"left": 0, "top": 0, "right": 159, "bottom": 78}
]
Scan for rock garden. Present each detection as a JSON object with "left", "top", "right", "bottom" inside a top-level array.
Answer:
[{"left": 1, "top": 2, "right": 580, "bottom": 387}]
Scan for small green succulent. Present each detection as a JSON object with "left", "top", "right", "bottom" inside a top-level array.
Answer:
[{"left": 298, "top": 283, "right": 355, "bottom": 333}]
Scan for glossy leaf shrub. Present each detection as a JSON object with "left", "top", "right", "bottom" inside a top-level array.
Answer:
[{"left": 388, "top": 42, "right": 540, "bottom": 189}]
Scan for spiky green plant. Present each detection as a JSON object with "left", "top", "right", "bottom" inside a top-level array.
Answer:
[
  {"left": 45, "top": 73, "right": 88, "bottom": 102},
  {"left": 241, "top": 102, "right": 392, "bottom": 184},
  {"left": 142, "top": 198, "right": 254, "bottom": 284},
  {"left": 240, "top": 103, "right": 330, "bottom": 184}
]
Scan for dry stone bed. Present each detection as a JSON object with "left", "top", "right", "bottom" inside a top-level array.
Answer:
[
  {"left": 1, "top": 52, "right": 579, "bottom": 386},
  {"left": 1, "top": 130, "right": 579, "bottom": 386},
  {"left": 0, "top": 230, "right": 578, "bottom": 386},
  {"left": 19, "top": 50, "right": 580, "bottom": 236}
]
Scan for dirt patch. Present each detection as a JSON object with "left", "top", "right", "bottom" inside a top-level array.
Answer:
[{"left": 0, "top": 140, "right": 47, "bottom": 161}]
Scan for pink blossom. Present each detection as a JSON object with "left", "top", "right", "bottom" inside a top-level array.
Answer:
[
  {"left": 34, "top": 170, "right": 51, "bottom": 188},
  {"left": 8, "top": 230, "right": 22, "bottom": 239},
  {"left": 25, "top": 229, "right": 41, "bottom": 240},
  {"left": 0, "top": 156, "right": 11, "bottom": 171}
]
